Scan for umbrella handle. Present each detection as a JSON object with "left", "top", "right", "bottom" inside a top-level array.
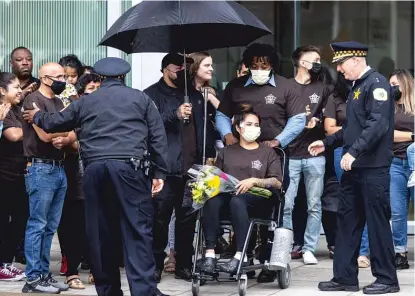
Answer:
[
  {"left": 183, "top": 48, "right": 190, "bottom": 125},
  {"left": 202, "top": 88, "right": 208, "bottom": 165}
]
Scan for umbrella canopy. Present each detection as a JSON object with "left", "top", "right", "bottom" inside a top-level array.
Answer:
[{"left": 99, "top": 0, "right": 272, "bottom": 54}]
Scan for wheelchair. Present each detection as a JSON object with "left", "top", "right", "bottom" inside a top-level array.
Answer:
[{"left": 190, "top": 147, "right": 292, "bottom": 296}]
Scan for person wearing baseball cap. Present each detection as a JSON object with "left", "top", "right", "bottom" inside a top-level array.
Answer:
[
  {"left": 144, "top": 53, "right": 217, "bottom": 283},
  {"left": 309, "top": 41, "right": 399, "bottom": 294}
]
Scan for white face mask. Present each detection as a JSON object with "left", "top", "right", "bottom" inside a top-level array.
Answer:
[
  {"left": 250, "top": 69, "right": 271, "bottom": 85},
  {"left": 240, "top": 125, "right": 261, "bottom": 142}
]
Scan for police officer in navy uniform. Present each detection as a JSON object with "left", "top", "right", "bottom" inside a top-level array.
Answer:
[
  {"left": 23, "top": 57, "right": 169, "bottom": 296},
  {"left": 308, "top": 41, "right": 399, "bottom": 294}
]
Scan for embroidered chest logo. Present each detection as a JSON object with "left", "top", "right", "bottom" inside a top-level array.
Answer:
[
  {"left": 264, "top": 93, "right": 276, "bottom": 104},
  {"left": 353, "top": 88, "right": 361, "bottom": 100},
  {"left": 309, "top": 93, "right": 320, "bottom": 104},
  {"left": 252, "top": 160, "right": 263, "bottom": 171}
]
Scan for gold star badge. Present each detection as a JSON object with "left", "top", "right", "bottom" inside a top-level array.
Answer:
[{"left": 353, "top": 88, "right": 361, "bottom": 100}]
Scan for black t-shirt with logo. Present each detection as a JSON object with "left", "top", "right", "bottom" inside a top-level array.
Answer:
[
  {"left": 0, "top": 105, "right": 26, "bottom": 181},
  {"left": 218, "top": 75, "right": 304, "bottom": 142},
  {"left": 393, "top": 104, "right": 414, "bottom": 159},
  {"left": 215, "top": 144, "right": 282, "bottom": 182},
  {"left": 324, "top": 94, "right": 347, "bottom": 126},
  {"left": 22, "top": 90, "right": 65, "bottom": 160},
  {"left": 287, "top": 79, "right": 332, "bottom": 159}
]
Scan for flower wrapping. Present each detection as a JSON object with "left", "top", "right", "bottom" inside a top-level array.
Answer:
[{"left": 183, "top": 165, "right": 272, "bottom": 213}]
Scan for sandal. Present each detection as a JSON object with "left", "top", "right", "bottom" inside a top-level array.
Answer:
[
  {"left": 88, "top": 273, "right": 95, "bottom": 285},
  {"left": 66, "top": 276, "right": 86, "bottom": 289},
  {"left": 164, "top": 258, "right": 176, "bottom": 273},
  {"left": 358, "top": 256, "right": 370, "bottom": 268}
]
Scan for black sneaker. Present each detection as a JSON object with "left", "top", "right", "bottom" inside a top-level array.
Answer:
[
  {"left": 395, "top": 253, "right": 409, "bottom": 270},
  {"left": 175, "top": 268, "right": 192, "bottom": 281},
  {"left": 22, "top": 276, "right": 60, "bottom": 294}
]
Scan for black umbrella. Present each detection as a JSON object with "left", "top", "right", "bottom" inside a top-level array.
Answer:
[
  {"left": 99, "top": 0, "right": 272, "bottom": 164},
  {"left": 99, "top": 0, "right": 271, "bottom": 54}
]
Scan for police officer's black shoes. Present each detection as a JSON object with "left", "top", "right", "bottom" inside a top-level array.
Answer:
[
  {"left": 155, "top": 269, "right": 162, "bottom": 283},
  {"left": 318, "top": 280, "right": 359, "bottom": 292},
  {"left": 395, "top": 253, "right": 409, "bottom": 270},
  {"left": 175, "top": 268, "right": 192, "bottom": 281},
  {"left": 363, "top": 282, "right": 400, "bottom": 294},
  {"left": 200, "top": 257, "right": 217, "bottom": 274},
  {"left": 257, "top": 269, "right": 277, "bottom": 283}
]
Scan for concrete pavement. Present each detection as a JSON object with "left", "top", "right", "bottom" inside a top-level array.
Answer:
[{"left": 0, "top": 236, "right": 413, "bottom": 296}]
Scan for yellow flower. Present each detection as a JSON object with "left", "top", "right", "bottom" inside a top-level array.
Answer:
[{"left": 206, "top": 175, "right": 220, "bottom": 197}]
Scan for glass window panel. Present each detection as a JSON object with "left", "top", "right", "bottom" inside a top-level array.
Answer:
[{"left": 0, "top": 0, "right": 107, "bottom": 78}]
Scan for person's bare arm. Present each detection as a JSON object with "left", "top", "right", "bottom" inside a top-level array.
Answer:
[
  {"left": 3, "top": 128, "right": 23, "bottom": 142},
  {"left": 252, "top": 177, "right": 282, "bottom": 189},
  {"left": 32, "top": 124, "right": 68, "bottom": 143},
  {"left": 394, "top": 130, "right": 412, "bottom": 143},
  {"left": 324, "top": 117, "right": 342, "bottom": 136}
]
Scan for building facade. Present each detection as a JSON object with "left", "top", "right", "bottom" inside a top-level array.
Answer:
[{"left": 0, "top": 0, "right": 413, "bottom": 228}]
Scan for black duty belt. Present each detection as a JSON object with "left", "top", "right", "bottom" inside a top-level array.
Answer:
[{"left": 27, "top": 158, "right": 65, "bottom": 166}]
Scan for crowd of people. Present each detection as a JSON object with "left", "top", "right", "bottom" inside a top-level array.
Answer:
[{"left": 0, "top": 41, "right": 413, "bottom": 296}]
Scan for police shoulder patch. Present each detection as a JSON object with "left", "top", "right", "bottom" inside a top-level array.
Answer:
[{"left": 373, "top": 88, "right": 388, "bottom": 101}]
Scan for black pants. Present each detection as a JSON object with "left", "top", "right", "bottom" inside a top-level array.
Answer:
[
  {"left": 83, "top": 160, "right": 156, "bottom": 296},
  {"left": 203, "top": 193, "right": 273, "bottom": 252},
  {"left": 153, "top": 176, "right": 196, "bottom": 270},
  {"left": 322, "top": 210, "right": 337, "bottom": 248},
  {"left": 0, "top": 179, "right": 29, "bottom": 264},
  {"left": 333, "top": 168, "right": 398, "bottom": 286},
  {"left": 57, "top": 199, "right": 86, "bottom": 277}
]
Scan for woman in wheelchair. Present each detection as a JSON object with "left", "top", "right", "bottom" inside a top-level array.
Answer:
[{"left": 201, "top": 105, "right": 282, "bottom": 275}]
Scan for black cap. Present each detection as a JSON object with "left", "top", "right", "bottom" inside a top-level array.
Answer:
[
  {"left": 329, "top": 41, "right": 368, "bottom": 64},
  {"left": 93, "top": 57, "right": 131, "bottom": 77},
  {"left": 161, "top": 53, "right": 193, "bottom": 70}
]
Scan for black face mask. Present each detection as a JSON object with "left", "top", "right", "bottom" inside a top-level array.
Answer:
[
  {"left": 309, "top": 62, "right": 322, "bottom": 74},
  {"left": 308, "top": 62, "right": 322, "bottom": 81},
  {"left": 172, "top": 69, "right": 191, "bottom": 90},
  {"left": 392, "top": 85, "right": 402, "bottom": 101},
  {"left": 48, "top": 79, "right": 66, "bottom": 95}
]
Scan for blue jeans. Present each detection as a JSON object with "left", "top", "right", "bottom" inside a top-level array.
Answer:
[
  {"left": 390, "top": 157, "right": 414, "bottom": 253},
  {"left": 24, "top": 163, "right": 67, "bottom": 281},
  {"left": 334, "top": 147, "right": 369, "bottom": 256},
  {"left": 407, "top": 143, "right": 414, "bottom": 171},
  {"left": 283, "top": 156, "right": 325, "bottom": 252}
]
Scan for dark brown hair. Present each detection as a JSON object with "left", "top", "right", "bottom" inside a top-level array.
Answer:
[
  {"left": 292, "top": 45, "right": 321, "bottom": 68},
  {"left": 189, "top": 52, "right": 211, "bottom": 88},
  {"left": 231, "top": 104, "right": 261, "bottom": 139},
  {"left": 0, "top": 72, "right": 17, "bottom": 100}
]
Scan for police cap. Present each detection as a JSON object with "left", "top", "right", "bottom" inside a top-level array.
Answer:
[
  {"left": 93, "top": 57, "right": 131, "bottom": 78},
  {"left": 161, "top": 53, "right": 193, "bottom": 70},
  {"left": 330, "top": 41, "right": 368, "bottom": 64}
]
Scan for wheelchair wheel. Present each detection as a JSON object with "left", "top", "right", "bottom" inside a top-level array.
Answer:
[
  {"left": 192, "top": 278, "right": 200, "bottom": 296},
  {"left": 276, "top": 263, "right": 291, "bottom": 289},
  {"left": 238, "top": 274, "right": 248, "bottom": 296}
]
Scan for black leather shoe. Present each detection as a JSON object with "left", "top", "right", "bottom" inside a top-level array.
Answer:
[
  {"left": 155, "top": 288, "right": 169, "bottom": 296},
  {"left": 363, "top": 283, "right": 400, "bottom": 294},
  {"left": 257, "top": 269, "right": 276, "bottom": 283},
  {"left": 219, "top": 257, "right": 246, "bottom": 275},
  {"left": 395, "top": 253, "right": 409, "bottom": 270},
  {"left": 318, "top": 280, "right": 359, "bottom": 292},
  {"left": 175, "top": 268, "right": 192, "bottom": 281},
  {"left": 201, "top": 257, "right": 217, "bottom": 274},
  {"left": 155, "top": 269, "right": 162, "bottom": 283}
]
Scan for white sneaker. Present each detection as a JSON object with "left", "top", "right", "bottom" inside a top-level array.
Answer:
[
  {"left": 303, "top": 251, "right": 318, "bottom": 265},
  {"left": 408, "top": 172, "right": 415, "bottom": 188}
]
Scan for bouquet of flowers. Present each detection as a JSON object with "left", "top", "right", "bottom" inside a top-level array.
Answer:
[{"left": 183, "top": 165, "right": 272, "bottom": 212}]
